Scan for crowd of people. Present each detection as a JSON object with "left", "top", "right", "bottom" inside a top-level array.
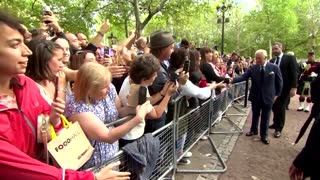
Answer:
[{"left": 0, "top": 7, "right": 319, "bottom": 180}]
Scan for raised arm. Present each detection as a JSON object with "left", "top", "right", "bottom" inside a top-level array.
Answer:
[
  {"left": 232, "top": 66, "right": 252, "bottom": 84},
  {"left": 118, "top": 30, "right": 136, "bottom": 50},
  {"left": 91, "top": 20, "right": 110, "bottom": 48},
  {"left": 68, "top": 101, "right": 149, "bottom": 144},
  {"left": 62, "top": 66, "right": 77, "bottom": 81}
]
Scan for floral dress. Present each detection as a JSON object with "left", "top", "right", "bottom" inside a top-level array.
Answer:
[{"left": 65, "top": 84, "right": 119, "bottom": 169}]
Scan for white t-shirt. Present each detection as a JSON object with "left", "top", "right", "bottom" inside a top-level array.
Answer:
[{"left": 119, "top": 77, "right": 153, "bottom": 140}]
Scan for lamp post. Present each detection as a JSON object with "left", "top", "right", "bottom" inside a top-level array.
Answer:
[
  {"left": 216, "top": 1, "right": 231, "bottom": 55},
  {"left": 108, "top": 32, "right": 117, "bottom": 45}
]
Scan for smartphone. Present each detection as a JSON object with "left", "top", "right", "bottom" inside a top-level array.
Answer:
[
  {"left": 104, "top": 48, "right": 114, "bottom": 57},
  {"left": 108, "top": 48, "right": 114, "bottom": 57},
  {"left": 42, "top": 6, "right": 52, "bottom": 24},
  {"left": 138, "top": 86, "right": 147, "bottom": 105},
  {"left": 183, "top": 59, "right": 190, "bottom": 73},
  {"left": 100, "top": 48, "right": 105, "bottom": 57}
]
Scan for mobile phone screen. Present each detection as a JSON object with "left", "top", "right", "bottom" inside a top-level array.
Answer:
[
  {"left": 100, "top": 48, "right": 105, "bottom": 57},
  {"left": 183, "top": 60, "right": 190, "bottom": 73},
  {"left": 108, "top": 48, "right": 114, "bottom": 57}
]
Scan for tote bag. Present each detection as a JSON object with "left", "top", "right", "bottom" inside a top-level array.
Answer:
[{"left": 47, "top": 116, "right": 94, "bottom": 170}]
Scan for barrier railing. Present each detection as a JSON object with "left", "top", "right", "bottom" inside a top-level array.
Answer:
[
  {"left": 90, "top": 81, "right": 248, "bottom": 179},
  {"left": 211, "top": 81, "right": 247, "bottom": 135}
]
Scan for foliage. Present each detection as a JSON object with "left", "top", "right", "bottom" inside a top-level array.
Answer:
[{"left": 1, "top": 0, "right": 320, "bottom": 58}]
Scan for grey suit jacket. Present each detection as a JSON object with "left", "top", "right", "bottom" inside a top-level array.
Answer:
[{"left": 232, "top": 63, "right": 283, "bottom": 105}]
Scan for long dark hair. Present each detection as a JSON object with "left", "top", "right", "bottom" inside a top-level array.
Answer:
[
  {"left": 189, "top": 50, "right": 200, "bottom": 73},
  {"left": 199, "top": 47, "right": 212, "bottom": 64},
  {"left": 0, "top": 9, "right": 25, "bottom": 38},
  {"left": 169, "top": 48, "right": 188, "bottom": 72},
  {"left": 26, "top": 39, "right": 63, "bottom": 82},
  {"left": 0, "top": 10, "right": 26, "bottom": 88}
]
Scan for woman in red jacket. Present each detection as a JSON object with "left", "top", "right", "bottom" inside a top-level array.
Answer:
[{"left": 0, "top": 10, "right": 129, "bottom": 180}]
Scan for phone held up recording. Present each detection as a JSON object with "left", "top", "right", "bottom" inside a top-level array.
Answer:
[
  {"left": 100, "top": 48, "right": 114, "bottom": 57},
  {"left": 42, "top": 6, "right": 52, "bottom": 24},
  {"left": 170, "top": 56, "right": 190, "bottom": 83},
  {"left": 183, "top": 58, "right": 190, "bottom": 73}
]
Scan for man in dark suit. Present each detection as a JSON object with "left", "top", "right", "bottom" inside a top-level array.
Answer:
[
  {"left": 269, "top": 42, "right": 298, "bottom": 138},
  {"left": 232, "top": 49, "right": 283, "bottom": 144}
]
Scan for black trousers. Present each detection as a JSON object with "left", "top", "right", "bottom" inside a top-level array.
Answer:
[
  {"left": 272, "top": 89, "right": 290, "bottom": 132},
  {"left": 251, "top": 99, "right": 272, "bottom": 139}
]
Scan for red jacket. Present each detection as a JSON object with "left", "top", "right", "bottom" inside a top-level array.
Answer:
[{"left": 0, "top": 75, "right": 94, "bottom": 180}]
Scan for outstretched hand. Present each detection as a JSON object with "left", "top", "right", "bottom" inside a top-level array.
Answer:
[
  {"left": 107, "top": 66, "right": 127, "bottom": 78},
  {"left": 42, "top": 11, "right": 62, "bottom": 33},
  {"left": 95, "top": 161, "right": 130, "bottom": 180}
]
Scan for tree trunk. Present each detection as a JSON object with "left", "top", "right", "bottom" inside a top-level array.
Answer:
[{"left": 125, "top": 18, "right": 128, "bottom": 38}]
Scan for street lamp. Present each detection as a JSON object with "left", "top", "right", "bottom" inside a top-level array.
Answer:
[
  {"left": 108, "top": 32, "right": 117, "bottom": 45},
  {"left": 216, "top": 1, "right": 232, "bottom": 55}
]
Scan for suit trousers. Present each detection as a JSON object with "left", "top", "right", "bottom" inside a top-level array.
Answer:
[
  {"left": 251, "top": 98, "right": 272, "bottom": 138},
  {"left": 272, "top": 89, "right": 290, "bottom": 132}
]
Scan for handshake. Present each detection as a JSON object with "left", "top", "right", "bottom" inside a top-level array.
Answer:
[{"left": 208, "top": 77, "right": 233, "bottom": 90}]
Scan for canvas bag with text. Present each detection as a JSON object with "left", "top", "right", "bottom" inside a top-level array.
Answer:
[{"left": 47, "top": 117, "right": 94, "bottom": 170}]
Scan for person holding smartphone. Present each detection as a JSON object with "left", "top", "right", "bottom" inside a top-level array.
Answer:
[{"left": 119, "top": 54, "right": 177, "bottom": 147}]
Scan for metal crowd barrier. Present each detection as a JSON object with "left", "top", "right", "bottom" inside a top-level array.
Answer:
[
  {"left": 90, "top": 81, "right": 248, "bottom": 179},
  {"left": 211, "top": 81, "right": 247, "bottom": 135}
]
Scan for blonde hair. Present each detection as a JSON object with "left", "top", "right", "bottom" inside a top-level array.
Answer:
[
  {"left": 74, "top": 62, "right": 111, "bottom": 103},
  {"left": 255, "top": 49, "right": 268, "bottom": 59}
]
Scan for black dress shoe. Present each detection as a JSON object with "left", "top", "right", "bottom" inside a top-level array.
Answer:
[
  {"left": 269, "top": 124, "right": 276, "bottom": 129},
  {"left": 274, "top": 131, "right": 281, "bottom": 138},
  {"left": 261, "top": 138, "right": 270, "bottom": 145},
  {"left": 246, "top": 132, "right": 258, "bottom": 136}
]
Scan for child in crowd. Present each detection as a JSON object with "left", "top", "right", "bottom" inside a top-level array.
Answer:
[{"left": 118, "top": 54, "right": 177, "bottom": 147}]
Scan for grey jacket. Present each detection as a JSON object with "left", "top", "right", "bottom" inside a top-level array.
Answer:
[{"left": 122, "top": 133, "right": 160, "bottom": 180}]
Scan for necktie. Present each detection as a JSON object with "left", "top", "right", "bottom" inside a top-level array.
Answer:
[
  {"left": 275, "top": 56, "right": 279, "bottom": 65},
  {"left": 260, "top": 65, "right": 264, "bottom": 84}
]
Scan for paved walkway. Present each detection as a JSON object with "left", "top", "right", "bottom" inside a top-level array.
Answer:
[{"left": 175, "top": 96, "right": 310, "bottom": 180}]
